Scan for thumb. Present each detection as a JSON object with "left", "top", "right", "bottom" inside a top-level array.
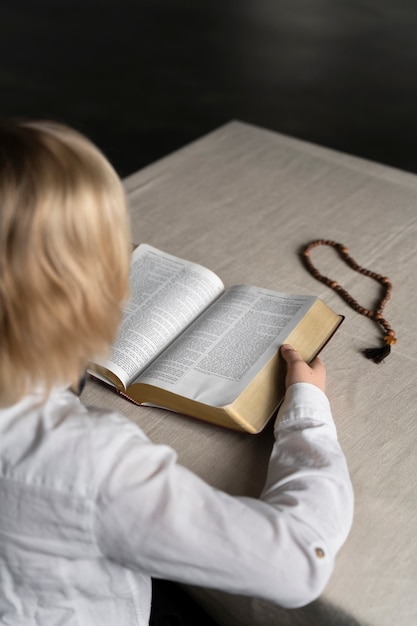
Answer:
[{"left": 280, "top": 344, "right": 304, "bottom": 364}]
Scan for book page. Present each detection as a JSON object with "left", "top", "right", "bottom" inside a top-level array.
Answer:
[
  {"left": 93, "top": 245, "right": 224, "bottom": 388},
  {"left": 135, "top": 285, "right": 316, "bottom": 405}
]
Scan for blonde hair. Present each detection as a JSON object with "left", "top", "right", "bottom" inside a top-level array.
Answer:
[{"left": 0, "top": 120, "right": 131, "bottom": 405}]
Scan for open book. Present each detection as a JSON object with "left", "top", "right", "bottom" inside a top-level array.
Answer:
[{"left": 89, "top": 244, "right": 343, "bottom": 433}]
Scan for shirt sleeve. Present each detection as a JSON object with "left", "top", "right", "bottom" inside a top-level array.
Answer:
[{"left": 94, "top": 383, "right": 353, "bottom": 609}]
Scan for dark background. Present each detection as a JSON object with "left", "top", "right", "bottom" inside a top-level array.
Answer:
[{"left": 2, "top": 0, "right": 417, "bottom": 178}]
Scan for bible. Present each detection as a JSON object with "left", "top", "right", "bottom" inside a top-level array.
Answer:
[{"left": 89, "top": 244, "right": 343, "bottom": 433}]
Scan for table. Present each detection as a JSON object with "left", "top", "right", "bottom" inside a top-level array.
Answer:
[{"left": 82, "top": 121, "right": 417, "bottom": 626}]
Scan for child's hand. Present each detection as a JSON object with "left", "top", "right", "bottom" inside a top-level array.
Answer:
[{"left": 280, "top": 344, "right": 326, "bottom": 392}]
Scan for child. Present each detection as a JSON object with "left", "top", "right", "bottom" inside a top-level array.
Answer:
[{"left": 0, "top": 120, "right": 353, "bottom": 625}]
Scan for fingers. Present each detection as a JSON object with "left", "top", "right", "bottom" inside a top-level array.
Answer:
[
  {"left": 309, "top": 354, "right": 325, "bottom": 373},
  {"left": 281, "top": 344, "right": 322, "bottom": 367},
  {"left": 280, "top": 344, "right": 303, "bottom": 363},
  {"left": 280, "top": 344, "right": 326, "bottom": 392}
]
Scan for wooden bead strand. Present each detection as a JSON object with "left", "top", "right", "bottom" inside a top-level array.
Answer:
[{"left": 301, "top": 240, "right": 396, "bottom": 363}]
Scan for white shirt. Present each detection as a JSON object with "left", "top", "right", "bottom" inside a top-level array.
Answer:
[{"left": 0, "top": 383, "right": 353, "bottom": 625}]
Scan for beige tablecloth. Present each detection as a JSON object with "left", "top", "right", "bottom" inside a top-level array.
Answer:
[{"left": 82, "top": 121, "right": 417, "bottom": 626}]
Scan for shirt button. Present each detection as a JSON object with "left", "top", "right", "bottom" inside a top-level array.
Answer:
[{"left": 315, "top": 547, "right": 325, "bottom": 559}]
